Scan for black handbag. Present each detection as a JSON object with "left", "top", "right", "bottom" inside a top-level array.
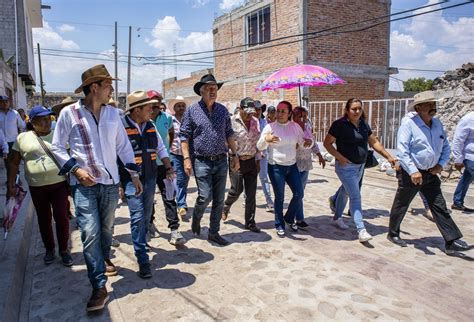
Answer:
[{"left": 364, "top": 149, "right": 379, "bottom": 169}]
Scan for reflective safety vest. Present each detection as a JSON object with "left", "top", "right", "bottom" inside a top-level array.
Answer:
[{"left": 119, "top": 115, "right": 158, "bottom": 181}]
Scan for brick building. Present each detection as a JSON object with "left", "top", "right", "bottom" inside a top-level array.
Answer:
[
  {"left": 0, "top": 0, "right": 45, "bottom": 108},
  {"left": 163, "top": 0, "right": 392, "bottom": 109}
]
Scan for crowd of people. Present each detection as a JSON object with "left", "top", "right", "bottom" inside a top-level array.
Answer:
[{"left": 0, "top": 64, "right": 473, "bottom": 312}]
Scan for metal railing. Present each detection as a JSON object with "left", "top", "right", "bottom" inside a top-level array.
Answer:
[{"left": 308, "top": 99, "right": 414, "bottom": 149}]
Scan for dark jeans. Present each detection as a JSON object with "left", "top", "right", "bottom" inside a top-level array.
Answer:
[
  {"left": 388, "top": 169, "right": 463, "bottom": 242},
  {"left": 29, "top": 181, "right": 70, "bottom": 253},
  {"left": 155, "top": 165, "right": 180, "bottom": 230},
  {"left": 267, "top": 163, "right": 303, "bottom": 229},
  {"left": 192, "top": 156, "right": 228, "bottom": 234},
  {"left": 224, "top": 157, "right": 258, "bottom": 226}
]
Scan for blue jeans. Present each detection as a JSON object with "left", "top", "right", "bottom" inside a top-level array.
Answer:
[
  {"left": 296, "top": 170, "right": 309, "bottom": 221},
  {"left": 334, "top": 161, "right": 365, "bottom": 232},
  {"left": 71, "top": 183, "right": 119, "bottom": 289},
  {"left": 123, "top": 178, "right": 155, "bottom": 265},
  {"left": 267, "top": 163, "right": 304, "bottom": 229},
  {"left": 453, "top": 159, "right": 473, "bottom": 207},
  {"left": 192, "top": 157, "right": 228, "bottom": 234},
  {"left": 170, "top": 153, "right": 190, "bottom": 209},
  {"left": 259, "top": 156, "right": 274, "bottom": 206}
]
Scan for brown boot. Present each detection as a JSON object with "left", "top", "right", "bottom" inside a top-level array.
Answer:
[
  {"left": 104, "top": 258, "right": 118, "bottom": 276},
  {"left": 86, "top": 287, "right": 109, "bottom": 312}
]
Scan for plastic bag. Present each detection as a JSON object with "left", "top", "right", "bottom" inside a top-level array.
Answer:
[{"left": 163, "top": 177, "right": 178, "bottom": 201}]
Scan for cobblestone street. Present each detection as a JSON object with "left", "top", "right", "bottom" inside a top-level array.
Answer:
[{"left": 16, "top": 167, "right": 474, "bottom": 321}]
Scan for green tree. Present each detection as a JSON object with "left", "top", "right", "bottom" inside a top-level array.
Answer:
[{"left": 403, "top": 77, "right": 433, "bottom": 92}]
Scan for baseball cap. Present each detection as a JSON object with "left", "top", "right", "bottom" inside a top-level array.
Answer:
[
  {"left": 267, "top": 105, "right": 276, "bottom": 112},
  {"left": 240, "top": 97, "right": 255, "bottom": 108},
  {"left": 0, "top": 95, "right": 9, "bottom": 101},
  {"left": 147, "top": 90, "right": 163, "bottom": 100},
  {"left": 29, "top": 105, "right": 53, "bottom": 120}
]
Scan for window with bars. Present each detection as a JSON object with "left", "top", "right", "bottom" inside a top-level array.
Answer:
[{"left": 246, "top": 6, "right": 271, "bottom": 46}]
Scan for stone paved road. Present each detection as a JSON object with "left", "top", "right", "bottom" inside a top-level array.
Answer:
[{"left": 19, "top": 166, "right": 474, "bottom": 321}]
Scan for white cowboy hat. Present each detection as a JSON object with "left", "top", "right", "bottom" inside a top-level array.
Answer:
[
  {"left": 167, "top": 96, "right": 192, "bottom": 114},
  {"left": 408, "top": 90, "right": 441, "bottom": 111},
  {"left": 125, "top": 90, "right": 158, "bottom": 113}
]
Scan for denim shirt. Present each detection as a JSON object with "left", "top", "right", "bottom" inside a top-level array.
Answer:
[
  {"left": 397, "top": 112, "right": 450, "bottom": 175},
  {"left": 179, "top": 100, "right": 234, "bottom": 157}
]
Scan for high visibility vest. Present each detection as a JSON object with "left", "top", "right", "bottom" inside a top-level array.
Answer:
[{"left": 119, "top": 115, "right": 158, "bottom": 181}]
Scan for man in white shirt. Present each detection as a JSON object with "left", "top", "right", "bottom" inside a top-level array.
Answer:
[
  {"left": 0, "top": 95, "right": 26, "bottom": 177},
  {"left": 452, "top": 111, "right": 474, "bottom": 212},
  {"left": 52, "top": 64, "right": 143, "bottom": 312}
]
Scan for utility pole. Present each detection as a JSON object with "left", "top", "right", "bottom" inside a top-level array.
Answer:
[
  {"left": 173, "top": 43, "right": 177, "bottom": 77},
  {"left": 37, "top": 43, "right": 45, "bottom": 105},
  {"left": 114, "top": 21, "right": 118, "bottom": 101},
  {"left": 127, "top": 26, "right": 132, "bottom": 94}
]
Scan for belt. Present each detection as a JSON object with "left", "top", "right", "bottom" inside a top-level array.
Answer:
[
  {"left": 239, "top": 155, "right": 255, "bottom": 161},
  {"left": 195, "top": 154, "right": 226, "bottom": 161}
]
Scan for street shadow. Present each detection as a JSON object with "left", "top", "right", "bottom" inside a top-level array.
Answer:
[
  {"left": 405, "top": 236, "right": 474, "bottom": 261},
  {"left": 293, "top": 215, "right": 388, "bottom": 243},
  {"left": 114, "top": 216, "right": 131, "bottom": 225},
  {"left": 220, "top": 220, "right": 272, "bottom": 243},
  {"left": 111, "top": 267, "right": 196, "bottom": 301},
  {"left": 149, "top": 246, "right": 214, "bottom": 269}
]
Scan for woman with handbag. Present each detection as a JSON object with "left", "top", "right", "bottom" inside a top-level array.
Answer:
[
  {"left": 323, "top": 98, "right": 396, "bottom": 242},
  {"left": 7, "top": 105, "right": 72, "bottom": 265}
]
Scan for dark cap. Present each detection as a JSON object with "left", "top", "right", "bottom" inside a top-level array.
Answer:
[
  {"left": 240, "top": 97, "right": 255, "bottom": 108},
  {"left": 0, "top": 95, "right": 9, "bottom": 101},
  {"left": 267, "top": 105, "right": 276, "bottom": 112}
]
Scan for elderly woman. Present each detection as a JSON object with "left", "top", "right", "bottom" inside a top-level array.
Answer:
[
  {"left": 257, "top": 101, "right": 312, "bottom": 237},
  {"left": 7, "top": 105, "right": 72, "bottom": 265},
  {"left": 292, "top": 106, "right": 326, "bottom": 227},
  {"left": 323, "top": 98, "right": 396, "bottom": 243}
]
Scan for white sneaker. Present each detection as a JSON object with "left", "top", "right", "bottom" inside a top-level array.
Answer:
[
  {"left": 358, "top": 229, "right": 372, "bottom": 242},
  {"left": 332, "top": 218, "right": 349, "bottom": 230},
  {"left": 169, "top": 230, "right": 187, "bottom": 246}
]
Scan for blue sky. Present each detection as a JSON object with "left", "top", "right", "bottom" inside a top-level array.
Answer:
[{"left": 33, "top": 0, "right": 474, "bottom": 95}]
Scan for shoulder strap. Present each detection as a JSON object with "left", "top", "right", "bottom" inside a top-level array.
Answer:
[{"left": 33, "top": 132, "right": 61, "bottom": 169}]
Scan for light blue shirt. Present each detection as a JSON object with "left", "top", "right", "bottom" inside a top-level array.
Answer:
[
  {"left": 397, "top": 112, "right": 450, "bottom": 175},
  {"left": 452, "top": 111, "right": 474, "bottom": 163}
]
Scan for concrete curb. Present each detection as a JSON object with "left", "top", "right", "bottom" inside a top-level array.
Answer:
[{"left": 0, "top": 188, "right": 35, "bottom": 322}]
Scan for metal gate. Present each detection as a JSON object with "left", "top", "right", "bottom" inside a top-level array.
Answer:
[{"left": 308, "top": 99, "right": 414, "bottom": 149}]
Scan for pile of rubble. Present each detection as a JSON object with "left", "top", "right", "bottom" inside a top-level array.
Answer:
[{"left": 434, "top": 63, "right": 474, "bottom": 181}]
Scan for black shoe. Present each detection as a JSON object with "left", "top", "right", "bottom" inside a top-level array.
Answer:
[
  {"left": 451, "top": 204, "right": 474, "bottom": 213},
  {"left": 296, "top": 220, "right": 309, "bottom": 229},
  {"left": 43, "top": 250, "right": 55, "bottom": 265},
  {"left": 446, "top": 239, "right": 471, "bottom": 254},
  {"left": 245, "top": 224, "right": 261, "bottom": 233},
  {"left": 208, "top": 233, "right": 230, "bottom": 246},
  {"left": 137, "top": 263, "right": 152, "bottom": 279},
  {"left": 60, "top": 251, "right": 73, "bottom": 267},
  {"left": 283, "top": 216, "right": 298, "bottom": 232},
  {"left": 192, "top": 217, "right": 201, "bottom": 236},
  {"left": 387, "top": 235, "right": 408, "bottom": 247},
  {"left": 86, "top": 287, "right": 109, "bottom": 312}
]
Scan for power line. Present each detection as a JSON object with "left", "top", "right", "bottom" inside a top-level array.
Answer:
[
  {"left": 162, "top": 1, "right": 473, "bottom": 62},
  {"left": 397, "top": 68, "right": 445, "bottom": 73},
  {"left": 156, "top": 0, "right": 454, "bottom": 59}
]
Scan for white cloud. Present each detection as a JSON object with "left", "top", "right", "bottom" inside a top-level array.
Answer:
[
  {"left": 219, "top": 0, "right": 245, "bottom": 11},
  {"left": 58, "top": 24, "right": 75, "bottom": 33},
  {"left": 389, "top": 0, "right": 474, "bottom": 90},
  {"left": 32, "top": 21, "right": 79, "bottom": 49},
  {"left": 147, "top": 16, "right": 213, "bottom": 55}
]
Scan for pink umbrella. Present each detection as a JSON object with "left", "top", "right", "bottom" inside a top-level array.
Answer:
[
  {"left": 256, "top": 64, "right": 345, "bottom": 105},
  {"left": 3, "top": 183, "right": 27, "bottom": 240}
]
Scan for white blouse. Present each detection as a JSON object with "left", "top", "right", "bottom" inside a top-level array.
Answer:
[{"left": 257, "top": 120, "right": 312, "bottom": 166}]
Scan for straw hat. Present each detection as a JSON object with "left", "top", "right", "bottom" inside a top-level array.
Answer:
[
  {"left": 107, "top": 97, "right": 118, "bottom": 107},
  {"left": 126, "top": 90, "right": 158, "bottom": 113},
  {"left": 167, "top": 96, "right": 192, "bottom": 113},
  {"left": 52, "top": 96, "right": 77, "bottom": 115},
  {"left": 408, "top": 90, "right": 441, "bottom": 111},
  {"left": 74, "top": 64, "right": 119, "bottom": 94}
]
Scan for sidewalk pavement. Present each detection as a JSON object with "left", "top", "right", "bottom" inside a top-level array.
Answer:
[{"left": 12, "top": 165, "right": 474, "bottom": 321}]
